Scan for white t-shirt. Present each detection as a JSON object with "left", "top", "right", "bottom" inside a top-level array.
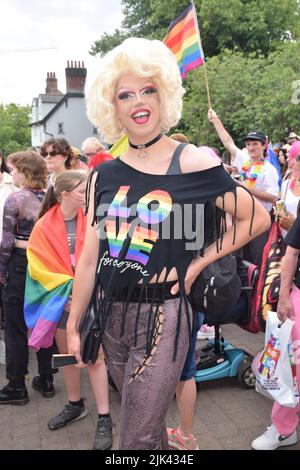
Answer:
[
  {"left": 232, "top": 149, "right": 248, "bottom": 173},
  {"left": 281, "top": 179, "right": 299, "bottom": 218},
  {"left": 248, "top": 160, "right": 279, "bottom": 212},
  {"left": 280, "top": 179, "right": 300, "bottom": 237},
  {"left": 234, "top": 151, "right": 279, "bottom": 211}
]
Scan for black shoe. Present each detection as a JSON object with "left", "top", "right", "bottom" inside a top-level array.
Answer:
[
  {"left": 93, "top": 415, "right": 113, "bottom": 450},
  {"left": 0, "top": 384, "right": 29, "bottom": 405},
  {"left": 48, "top": 400, "right": 88, "bottom": 430},
  {"left": 32, "top": 375, "right": 55, "bottom": 398}
]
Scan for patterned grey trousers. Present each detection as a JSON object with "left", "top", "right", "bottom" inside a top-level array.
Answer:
[{"left": 102, "top": 298, "right": 191, "bottom": 450}]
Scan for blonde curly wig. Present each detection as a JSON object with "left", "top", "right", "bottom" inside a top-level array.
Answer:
[{"left": 85, "top": 37, "right": 185, "bottom": 144}]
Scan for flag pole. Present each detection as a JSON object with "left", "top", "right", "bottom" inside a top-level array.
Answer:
[{"left": 191, "top": 1, "right": 211, "bottom": 109}]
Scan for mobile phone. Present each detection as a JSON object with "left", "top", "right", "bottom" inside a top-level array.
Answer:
[{"left": 52, "top": 354, "right": 78, "bottom": 368}]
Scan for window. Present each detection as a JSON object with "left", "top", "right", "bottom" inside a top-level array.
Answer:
[{"left": 58, "top": 122, "right": 64, "bottom": 134}]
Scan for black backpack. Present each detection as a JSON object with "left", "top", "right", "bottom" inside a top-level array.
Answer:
[{"left": 190, "top": 253, "right": 241, "bottom": 317}]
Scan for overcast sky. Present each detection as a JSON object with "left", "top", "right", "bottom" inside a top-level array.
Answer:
[{"left": 0, "top": 0, "right": 123, "bottom": 105}]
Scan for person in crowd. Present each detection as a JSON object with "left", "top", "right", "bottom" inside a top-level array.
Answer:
[
  {"left": 278, "top": 148, "right": 288, "bottom": 177},
  {"left": 24, "top": 170, "right": 112, "bottom": 450},
  {"left": 251, "top": 214, "right": 300, "bottom": 450},
  {"left": 81, "top": 137, "right": 104, "bottom": 166},
  {"left": 0, "top": 151, "right": 56, "bottom": 405},
  {"left": 87, "top": 150, "right": 113, "bottom": 170},
  {"left": 66, "top": 37, "right": 270, "bottom": 450},
  {"left": 40, "top": 138, "right": 73, "bottom": 186},
  {"left": 0, "top": 149, "right": 18, "bottom": 243},
  {"left": 287, "top": 132, "right": 300, "bottom": 146},
  {"left": 208, "top": 108, "right": 278, "bottom": 268},
  {"left": 167, "top": 313, "right": 203, "bottom": 450},
  {"left": 278, "top": 141, "right": 300, "bottom": 235},
  {"left": 165, "top": 132, "right": 202, "bottom": 450},
  {"left": 81, "top": 136, "right": 113, "bottom": 169},
  {"left": 70, "top": 146, "right": 88, "bottom": 170},
  {"left": 0, "top": 149, "right": 18, "bottom": 329},
  {"left": 273, "top": 144, "right": 280, "bottom": 158},
  {"left": 170, "top": 133, "right": 189, "bottom": 144}
]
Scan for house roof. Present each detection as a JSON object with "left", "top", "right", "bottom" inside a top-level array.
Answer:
[
  {"left": 31, "top": 94, "right": 63, "bottom": 107},
  {"left": 30, "top": 92, "right": 85, "bottom": 126},
  {"left": 39, "top": 93, "right": 63, "bottom": 103}
]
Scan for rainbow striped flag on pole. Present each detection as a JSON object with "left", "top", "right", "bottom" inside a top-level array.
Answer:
[{"left": 163, "top": 2, "right": 204, "bottom": 79}]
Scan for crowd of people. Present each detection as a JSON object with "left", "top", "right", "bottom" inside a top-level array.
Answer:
[{"left": 0, "top": 36, "right": 299, "bottom": 451}]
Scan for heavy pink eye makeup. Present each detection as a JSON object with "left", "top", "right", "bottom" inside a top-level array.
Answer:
[
  {"left": 117, "top": 90, "right": 134, "bottom": 101},
  {"left": 140, "top": 85, "right": 157, "bottom": 96},
  {"left": 116, "top": 84, "right": 157, "bottom": 101}
]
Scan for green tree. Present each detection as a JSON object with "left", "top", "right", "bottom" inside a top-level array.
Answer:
[
  {"left": 199, "top": 0, "right": 300, "bottom": 57},
  {"left": 90, "top": 0, "right": 300, "bottom": 57},
  {"left": 0, "top": 104, "right": 31, "bottom": 156},
  {"left": 175, "top": 40, "right": 300, "bottom": 148},
  {"left": 89, "top": 0, "right": 300, "bottom": 150},
  {"left": 90, "top": 0, "right": 152, "bottom": 56}
]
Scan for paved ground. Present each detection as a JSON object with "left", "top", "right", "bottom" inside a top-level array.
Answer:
[{"left": 0, "top": 324, "right": 299, "bottom": 451}]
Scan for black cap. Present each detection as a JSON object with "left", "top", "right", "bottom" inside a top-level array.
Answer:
[{"left": 244, "top": 131, "right": 266, "bottom": 144}]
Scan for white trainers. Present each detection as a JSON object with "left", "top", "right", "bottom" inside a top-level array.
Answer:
[{"left": 251, "top": 424, "right": 297, "bottom": 450}]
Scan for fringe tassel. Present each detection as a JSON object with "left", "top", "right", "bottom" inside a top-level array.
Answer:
[
  {"left": 134, "top": 285, "right": 145, "bottom": 346},
  {"left": 85, "top": 169, "right": 101, "bottom": 227},
  {"left": 173, "top": 280, "right": 183, "bottom": 361},
  {"left": 85, "top": 169, "right": 94, "bottom": 216},
  {"left": 129, "top": 305, "right": 164, "bottom": 384},
  {"left": 145, "top": 283, "right": 158, "bottom": 356}
]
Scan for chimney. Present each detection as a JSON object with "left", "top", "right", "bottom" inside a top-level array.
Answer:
[
  {"left": 65, "top": 60, "right": 87, "bottom": 93},
  {"left": 46, "top": 72, "right": 59, "bottom": 94}
]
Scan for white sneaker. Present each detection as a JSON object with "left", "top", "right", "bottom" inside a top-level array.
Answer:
[{"left": 251, "top": 424, "right": 297, "bottom": 450}]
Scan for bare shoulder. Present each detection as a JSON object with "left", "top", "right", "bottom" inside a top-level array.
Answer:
[{"left": 180, "top": 144, "right": 221, "bottom": 173}]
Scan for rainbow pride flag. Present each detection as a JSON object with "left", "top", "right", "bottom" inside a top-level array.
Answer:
[
  {"left": 163, "top": 2, "right": 204, "bottom": 79},
  {"left": 24, "top": 204, "right": 86, "bottom": 351}
]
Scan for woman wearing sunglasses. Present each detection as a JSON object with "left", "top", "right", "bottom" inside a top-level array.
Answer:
[{"left": 41, "top": 138, "right": 73, "bottom": 186}]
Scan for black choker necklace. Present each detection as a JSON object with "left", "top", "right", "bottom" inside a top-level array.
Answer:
[{"left": 128, "top": 133, "right": 163, "bottom": 159}]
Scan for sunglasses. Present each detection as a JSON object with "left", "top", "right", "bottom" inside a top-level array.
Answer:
[{"left": 42, "top": 151, "right": 58, "bottom": 158}]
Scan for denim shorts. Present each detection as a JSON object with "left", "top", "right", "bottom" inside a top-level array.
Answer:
[{"left": 180, "top": 312, "right": 204, "bottom": 381}]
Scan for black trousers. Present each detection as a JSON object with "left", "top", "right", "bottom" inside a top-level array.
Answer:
[{"left": 2, "top": 249, "right": 55, "bottom": 383}]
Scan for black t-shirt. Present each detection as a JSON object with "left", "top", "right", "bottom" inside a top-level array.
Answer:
[
  {"left": 285, "top": 213, "right": 300, "bottom": 288},
  {"left": 92, "top": 159, "right": 242, "bottom": 293},
  {"left": 87, "top": 157, "right": 254, "bottom": 361}
]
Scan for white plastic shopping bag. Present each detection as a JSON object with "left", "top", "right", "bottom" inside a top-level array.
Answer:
[{"left": 255, "top": 311, "right": 299, "bottom": 408}]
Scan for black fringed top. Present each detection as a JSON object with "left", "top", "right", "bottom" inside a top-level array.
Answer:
[{"left": 85, "top": 158, "right": 254, "bottom": 366}]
